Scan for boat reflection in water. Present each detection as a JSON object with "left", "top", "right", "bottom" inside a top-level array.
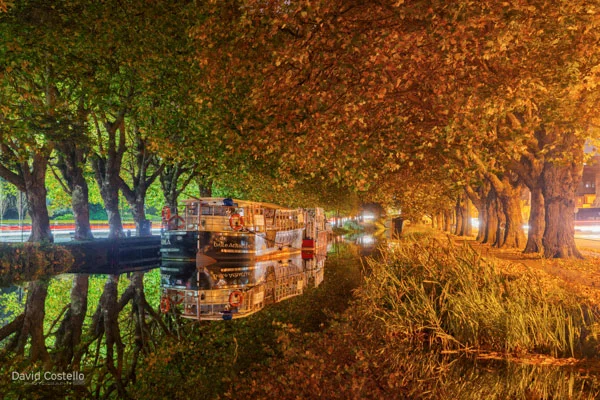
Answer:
[{"left": 160, "top": 252, "right": 325, "bottom": 320}]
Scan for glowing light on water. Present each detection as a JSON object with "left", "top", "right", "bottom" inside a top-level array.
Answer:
[{"left": 359, "top": 235, "right": 375, "bottom": 245}]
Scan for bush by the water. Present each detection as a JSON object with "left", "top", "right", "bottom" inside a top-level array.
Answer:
[{"left": 0, "top": 243, "right": 73, "bottom": 287}]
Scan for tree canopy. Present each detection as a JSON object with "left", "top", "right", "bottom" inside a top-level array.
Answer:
[{"left": 1, "top": 0, "right": 599, "bottom": 255}]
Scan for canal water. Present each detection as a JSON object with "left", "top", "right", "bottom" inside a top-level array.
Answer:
[{"left": 0, "top": 234, "right": 367, "bottom": 398}]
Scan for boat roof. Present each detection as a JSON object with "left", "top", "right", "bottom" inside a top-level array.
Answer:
[{"left": 180, "top": 197, "right": 296, "bottom": 211}]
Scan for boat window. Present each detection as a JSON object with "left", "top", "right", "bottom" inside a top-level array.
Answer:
[
  {"left": 200, "top": 206, "right": 232, "bottom": 216},
  {"left": 186, "top": 202, "right": 199, "bottom": 216},
  {"left": 201, "top": 207, "right": 212, "bottom": 216}
]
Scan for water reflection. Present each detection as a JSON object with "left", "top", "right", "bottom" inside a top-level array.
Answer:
[
  {"left": 160, "top": 252, "right": 326, "bottom": 320},
  {"left": 0, "top": 239, "right": 338, "bottom": 398},
  {"left": 335, "top": 232, "right": 380, "bottom": 257}
]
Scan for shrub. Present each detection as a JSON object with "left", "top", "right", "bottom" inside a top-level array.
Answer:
[{"left": 0, "top": 243, "right": 74, "bottom": 287}]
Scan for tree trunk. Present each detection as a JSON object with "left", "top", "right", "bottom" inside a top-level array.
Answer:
[
  {"left": 443, "top": 209, "right": 452, "bottom": 232},
  {"left": 25, "top": 175, "right": 53, "bottom": 242},
  {"left": 103, "top": 183, "right": 124, "bottom": 239},
  {"left": 482, "top": 189, "right": 498, "bottom": 245},
  {"left": 56, "top": 143, "right": 94, "bottom": 241},
  {"left": 455, "top": 196, "right": 464, "bottom": 235},
  {"left": 499, "top": 185, "right": 525, "bottom": 249},
  {"left": 122, "top": 188, "right": 148, "bottom": 237},
  {"left": 119, "top": 133, "right": 164, "bottom": 237},
  {"left": 72, "top": 183, "right": 93, "bottom": 240},
  {"left": 464, "top": 195, "right": 472, "bottom": 236},
  {"left": 134, "top": 197, "right": 149, "bottom": 236},
  {"left": 524, "top": 185, "right": 545, "bottom": 253},
  {"left": 55, "top": 101, "right": 93, "bottom": 241},
  {"left": 19, "top": 151, "right": 54, "bottom": 243},
  {"left": 160, "top": 162, "right": 197, "bottom": 216},
  {"left": 160, "top": 165, "right": 180, "bottom": 213},
  {"left": 92, "top": 112, "right": 127, "bottom": 239},
  {"left": 435, "top": 213, "right": 443, "bottom": 231},
  {"left": 541, "top": 161, "right": 583, "bottom": 258},
  {"left": 494, "top": 196, "right": 506, "bottom": 248},
  {"left": 465, "top": 183, "right": 488, "bottom": 242},
  {"left": 476, "top": 205, "right": 487, "bottom": 242}
]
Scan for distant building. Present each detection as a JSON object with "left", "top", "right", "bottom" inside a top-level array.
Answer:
[{"left": 576, "top": 156, "right": 600, "bottom": 208}]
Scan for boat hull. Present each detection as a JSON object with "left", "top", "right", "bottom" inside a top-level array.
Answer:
[{"left": 161, "top": 228, "right": 304, "bottom": 265}]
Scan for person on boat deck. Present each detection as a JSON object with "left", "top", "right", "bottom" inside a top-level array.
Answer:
[{"left": 216, "top": 274, "right": 227, "bottom": 287}]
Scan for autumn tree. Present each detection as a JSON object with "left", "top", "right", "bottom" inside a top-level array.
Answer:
[{"left": 191, "top": 0, "right": 600, "bottom": 258}]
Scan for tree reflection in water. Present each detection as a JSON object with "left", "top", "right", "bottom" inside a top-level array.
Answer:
[
  {"left": 0, "top": 270, "right": 170, "bottom": 398},
  {"left": 0, "top": 251, "right": 331, "bottom": 398}
]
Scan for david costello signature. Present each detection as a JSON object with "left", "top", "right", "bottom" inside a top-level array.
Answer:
[{"left": 12, "top": 371, "right": 85, "bottom": 385}]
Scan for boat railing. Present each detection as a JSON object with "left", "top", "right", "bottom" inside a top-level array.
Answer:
[
  {"left": 163, "top": 286, "right": 267, "bottom": 321},
  {"left": 165, "top": 201, "right": 306, "bottom": 233}
]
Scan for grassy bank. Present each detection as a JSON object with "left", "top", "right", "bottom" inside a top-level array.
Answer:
[{"left": 361, "top": 235, "right": 599, "bottom": 357}]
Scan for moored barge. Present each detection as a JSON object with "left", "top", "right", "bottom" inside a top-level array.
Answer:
[{"left": 161, "top": 198, "right": 304, "bottom": 264}]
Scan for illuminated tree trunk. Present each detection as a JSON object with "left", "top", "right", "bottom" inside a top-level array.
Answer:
[
  {"left": 92, "top": 114, "right": 126, "bottom": 239},
  {"left": 95, "top": 165, "right": 124, "bottom": 239},
  {"left": 455, "top": 195, "right": 465, "bottom": 235},
  {"left": 119, "top": 133, "right": 164, "bottom": 236},
  {"left": 0, "top": 149, "right": 55, "bottom": 243},
  {"left": 443, "top": 209, "right": 452, "bottom": 232},
  {"left": 466, "top": 183, "right": 488, "bottom": 242},
  {"left": 435, "top": 213, "right": 443, "bottom": 230},
  {"left": 524, "top": 185, "right": 544, "bottom": 253},
  {"left": 25, "top": 161, "right": 53, "bottom": 243},
  {"left": 464, "top": 195, "right": 472, "bottom": 236},
  {"left": 56, "top": 143, "right": 94, "bottom": 241},
  {"left": 482, "top": 189, "right": 499, "bottom": 245},
  {"left": 499, "top": 186, "right": 525, "bottom": 248},
  {"left": 476, "top": 205, "right": 486, "bottom": 242},
  {"left": 541, "top": 161, "right": 583, "bottom": 258},
  {"left": 493, "top": 197, "right": 506, "bottom": 248}
]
